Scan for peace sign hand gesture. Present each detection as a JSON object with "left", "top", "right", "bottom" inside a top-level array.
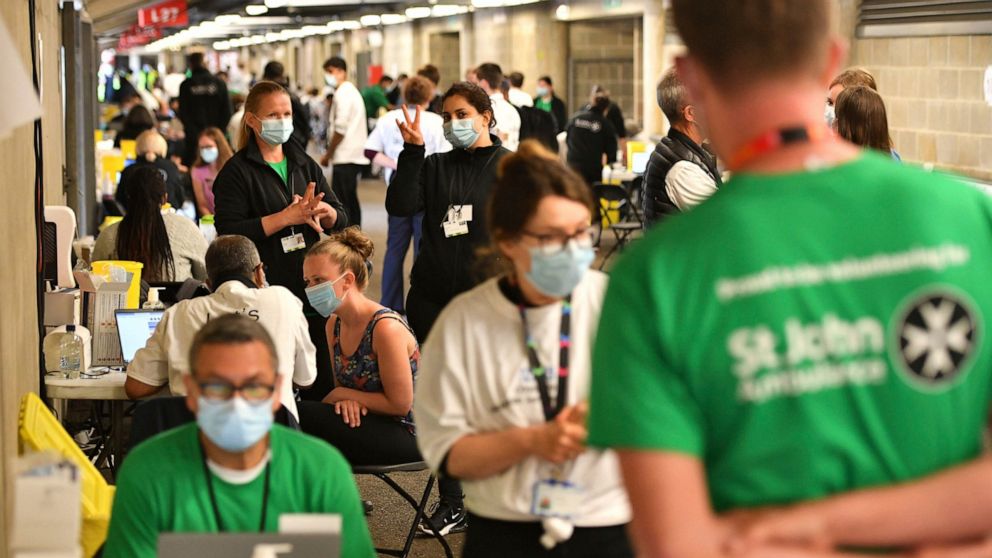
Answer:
[{"left": 396, "top": 105, "right": 425, "bottom": 146}]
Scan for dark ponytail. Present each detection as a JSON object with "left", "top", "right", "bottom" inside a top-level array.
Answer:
[{"left": 116, "top": 166, "right": 176, "bottom": 282}]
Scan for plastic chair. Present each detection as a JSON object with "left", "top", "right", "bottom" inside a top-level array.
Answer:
[
  {"left": 18, "top": 392, "right": 114, "bottom": 558},
  {"left": 593, "top": 181, "right": 644, "bottom": 269},
  {"left": 352, "top": 462, "right": 453, "bottom": 558}
]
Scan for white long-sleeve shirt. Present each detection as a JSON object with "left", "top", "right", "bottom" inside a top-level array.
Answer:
[
  {"left": 414, "top": 273, "right": 631, "bottom": 526},
  {"left": 665, "top": 160, "right": 719, "bottom": 211},
  {"left": 328, "top": 81, "right": 370, "bottom": 165},
  {"left": 127, "top": 281, "right": 316, "bottom": 420},
  {"left": 489, "top": 92, "right": 521, "bottom": 152}
]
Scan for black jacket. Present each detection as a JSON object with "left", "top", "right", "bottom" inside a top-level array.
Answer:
[
  {"left": 290, "top": 93, "right": 312, "bottom": 148},
  {"left": 582, "top": 102, "right": 626, "bottom": 139},
  {"left": 566, "top": 110, "right": 618, "bottom": 185},
  {"left": 213, "top": 137, "right": 348, "bottom": 310},
  {"left": 116, "top": 156, "right": 186, "bottom": 211},
  {"left": 535, "top": 95, "right": 568, "bottom": 134},
  {"left": 386, "top": 136, "right": 510, "bottom": 307},
  {"left": 178, "top": 68, "right": 232, "bottom": 162},
  {"left": 642, "top": 127, "right": 722, "bottom": 226},
  {"left": 517, "top": 105, "right": 559, "bottom": 153}
]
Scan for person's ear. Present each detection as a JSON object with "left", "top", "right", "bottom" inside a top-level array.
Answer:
[
  {"left": 270, "top": 375, "right": 283, "bottom": 413},
  {"left": 253, "top": 265, "right": 266, "bottom": 288},
  {"left": 821, "top": 36, "right": 849, "bottom": 89},
  {"left": 184, "top": 374, "right": 199, "bottom": 414},
  {"left": 683, "top": 105, "right": 696, "bottom": 124}
]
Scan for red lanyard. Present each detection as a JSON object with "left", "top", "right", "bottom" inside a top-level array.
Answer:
[{"left": 727, "top": 124, "right": 829, "bottom": 171}]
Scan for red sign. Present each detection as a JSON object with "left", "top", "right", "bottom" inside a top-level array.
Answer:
[
  {"left": 138, "top": 0, "right": 189, "bottom": 28},
  {"left": 117, "top": 24, "right": 162, "bottom": 50}
]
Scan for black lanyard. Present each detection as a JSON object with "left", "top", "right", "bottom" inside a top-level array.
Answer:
[
  {"left": 200, "top": 441, "right": 271, "bottom": 533},
  {"left": 518, "top": 296, "right": 572, "bottom": 422}
]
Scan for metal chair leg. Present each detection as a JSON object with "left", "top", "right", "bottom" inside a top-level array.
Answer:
[{"left": 369, "top": 473, "right": 453, "bottom": 558}]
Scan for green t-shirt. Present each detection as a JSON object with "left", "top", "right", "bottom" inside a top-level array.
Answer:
[
  {"left": 103, "top": 423, "right": 375, "bottom": 558},
  {"left": 361, "top": 86, "right": 389, "bottom": 119},
  {"left": 588, "top": 152, "right": 992, "bottom": 514},
  {"left": 535, "top": 97, "right": 552, "bottom": 113},
  {"left": 266, "top": 157, "right": 288, "bottom": 185}
]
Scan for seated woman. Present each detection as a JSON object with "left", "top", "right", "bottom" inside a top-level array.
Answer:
[
  {"left": 115, "top": 130, "right": 186, "bottom": 211},
  {"left": 114, "top": 104, "right": 155, "bottom": 148},
  {"left": 834, "top": 85, "right": 899, "bottom": 161},
  {"left": 190, "top": 127, "right": 234, "bottom": 216},
  {"left": 93, "top": 165, "right": 207, "bottom": 282},
  {"left": 297, "top": 227, "right": 421, "bottom": 467}
]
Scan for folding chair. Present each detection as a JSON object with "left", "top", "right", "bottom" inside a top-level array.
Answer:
[
  {"left": 352, "top": 462, "right": 453, "bottom": 558},
  {"left": 593, "top": 182, "right": 644, "bottom": 269}
]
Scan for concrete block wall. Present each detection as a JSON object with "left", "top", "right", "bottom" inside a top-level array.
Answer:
[{"left": 852, "top": 35, "right": 992, "bottom": 181}]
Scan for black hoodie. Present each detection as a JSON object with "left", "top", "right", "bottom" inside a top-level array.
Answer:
[
  {"left": 213, "top": 137, "right": 348, "bottom": 311},
  {"left": 386, "top": 135, "right": 510, "bottom": 307}
]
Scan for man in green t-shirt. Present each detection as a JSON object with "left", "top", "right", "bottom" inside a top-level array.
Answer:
[
  {"left": 103, "top": 314, "right": 375, "bottom": 558},
  {"left": 361, "top": 76, "right": 394, "bottom": 123},
  {"left": 587, "top": 1, "right": 992, "bottom": 556}
]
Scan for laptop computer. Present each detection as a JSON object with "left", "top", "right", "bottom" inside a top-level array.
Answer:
[
  {"left": 158, "top": 533, "right": 340, "bottom": 558},
  {"left": 631, "top": 151, "right": 650, "bottom": 175},
  {"left": 115, "top": 308, "right": 164, "bottom": 365}
]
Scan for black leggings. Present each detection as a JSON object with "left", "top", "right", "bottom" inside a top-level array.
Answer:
[
  {"left": 296, "top": 400, "right": 421, "bottom": 466},
  {"left": 463, "top": 514, "right": 633, "bottom": 558}
]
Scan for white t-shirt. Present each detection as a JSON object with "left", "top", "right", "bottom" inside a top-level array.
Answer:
[
  {"left": 414, "top": 272, "right": 631, "bottom": 526},
  {"left": 365, "top": 107, "right": 451, "bottom": 184},
  {"left": 508, "top": 88, "right": 534, "bottom": 108},
  {"left": 665, "top": 160, "right": 719, "bottom": 211},
  {"left": 328, "top": 81, "right": 370, "bottom": 165},
  {"left": 127, "top": 281, "right": 317, "bottom": 420},
  {"left": 489, "top": 93, "right": 521, "bottom": 152}
]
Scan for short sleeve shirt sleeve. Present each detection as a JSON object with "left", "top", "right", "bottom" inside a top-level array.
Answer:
[{"left": 587, "top": 245, "right": 705, "bottom": 455}]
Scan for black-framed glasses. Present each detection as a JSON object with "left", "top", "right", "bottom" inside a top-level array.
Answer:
[
  {"left": 520, "top": 226, "right": 597, "bottom": 253},
  {"left": 198, "top": 381, "right": 276, "bottom": 403}
]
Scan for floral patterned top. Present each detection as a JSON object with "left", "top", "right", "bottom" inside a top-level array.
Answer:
[{"left": 333, "top": 309, "right": 418, "bottom": 433}]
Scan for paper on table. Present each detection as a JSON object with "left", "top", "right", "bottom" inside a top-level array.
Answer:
[{"left": 0, "top": 14, "right": 42, "bottom": 139}]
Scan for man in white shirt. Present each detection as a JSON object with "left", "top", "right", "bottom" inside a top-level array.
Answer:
[
  {"left": 320, "top": 57, "right": 369, "bottom": 227},
  {"left": 365, "top": 76, "right": 452, "bottom": 315},
  {"left": 475, "top": 62, "right": 521, "bottom": 152},
  {"left": 125, "top": 235, "right": 316, "bottom": 422},
  {"left": 506, "top": 71, "right": 534, "bottom": 108}
]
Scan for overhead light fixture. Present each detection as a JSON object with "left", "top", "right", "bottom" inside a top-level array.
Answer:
[
  {"left": 326, "top": 21, "right": 345, "bottom": 31},
  {"left": 265, "top": 31, "right": 281, "bottom": 42},
  {"left": 213, "top": 40, "right": 231, "bottom": 50},
  {"left": 405, "top": 6, "right": 432, "bottom": 18},
  {"left": 264, "top": 0, "right": 287, "bottom": 7},
  {"left": 340, "top": 20, "right": 362, "bottom": 29},
  {"left": 214, "top": 14, "right": 242, "bottom": 24},
  {"left": 431, "top": 4, "right": 462, "bottom": 16},
  {"left": 360, "top": 14, "right": 381, "bottom": 26},
  {"left": 251, "top": 35, "right": 266, "bottom": 44},
  {"left": 472, "top": 0, "right": 503, "bottom": 6},
  {"left": 554, "top": 4, "right": 570, "bottom": 19},
  {"left": 245, "top": 4, "right": 269, "bottom": 15},
  {"left": 380, "top": 13, "right": 408, "bottom": 24}
]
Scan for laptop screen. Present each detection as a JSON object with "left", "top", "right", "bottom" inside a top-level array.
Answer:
[
  {"left": 116, "top": 310, "right": 164, "bottom": 363},
  {"left": 631, "top": 151, "right": 650, "bottom": 175}
]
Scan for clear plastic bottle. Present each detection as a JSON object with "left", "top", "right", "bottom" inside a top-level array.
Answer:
[
  {"left": 199, "top": 214, "right": 217, "bottom": 244},
  {"left": 143, "top": 287, "right": 165, "bottom": 310},
  {"left": 59, "top": 325, "right": 83, "bottom": 379}
]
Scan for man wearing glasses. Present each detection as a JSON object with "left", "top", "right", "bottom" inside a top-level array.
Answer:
[
  {"left": 104, "top": 314, "right": 376, "bottom": 558},
  {"left": 126, "top": 235, "right": 316, "bottom": 424}
]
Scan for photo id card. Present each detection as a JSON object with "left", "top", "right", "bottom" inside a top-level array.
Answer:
[
  {"left": 531, "top": 479, "right": 583, "bottom": 519},
  {"left": 443, "top": 220, "right": 469, "bottom": 238},
  {"left": 281, "top": 232, "right": 307, "bottom": 253}
]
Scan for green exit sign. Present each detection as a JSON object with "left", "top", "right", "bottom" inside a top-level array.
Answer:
[{"left": 603, "top": 0, "right": 621, "bottom": 8}]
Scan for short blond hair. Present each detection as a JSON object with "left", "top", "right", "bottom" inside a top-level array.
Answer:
[
  {"left": 305, "top": 227, "right": 375, "bottom": 290},
  {"left": 830, "top": 68, "right": 878, "bottom": 92},
  {"left": 673, "top": 0, "right": 834, "bottom": 91},
  {"left": 135, "top": 129, "right": 167, "bottom": 162}
]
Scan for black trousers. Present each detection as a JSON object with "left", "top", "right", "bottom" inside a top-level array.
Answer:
[
  {"left": 297, "top": 401, "right": 421, "bottom": 466},
  {"left": 332, "top": 163, "right": 363, "bottom": 228},
  {"left": 301, "top": 314, "right": 333, "bottom": 402},
  {"left": 463, "top": 514, "right": 633, "bottom": 558}
]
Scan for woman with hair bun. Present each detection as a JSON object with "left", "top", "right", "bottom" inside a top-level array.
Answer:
[{"left": 297, "top": 227, "right": 421, "bottom": 466}]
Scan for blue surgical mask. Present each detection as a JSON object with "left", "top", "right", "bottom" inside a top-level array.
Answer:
[
  {"left": 259, "top": 117, "right": 293, "bottom": 145},
  {"left": 536, "top": 86, "right": 549, "bottom": 98},
  {"left": 324, "top": 73, "right": 338, "bottom": 88},
  {"left": 305, "top": 275, "right": 347, "bottom": 317},
  {"left": 525, "top": 242, "right": 595, "bottom": 298},
  {"left": 824, "top": 104, "right": 836, "bottom": 128},
  {"left": 200, "top": 146, "right": 219, "bottom": 163},
  {"left": 197, "top": 396, "right": 274, "bottom": 452},
  {"left": 443, "top": 117, "right": 481, "bottom": 149}
]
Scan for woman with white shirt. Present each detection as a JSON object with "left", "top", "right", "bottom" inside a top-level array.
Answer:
[{"left": 414, "top": 140, "right": 632, "bottom": 557}]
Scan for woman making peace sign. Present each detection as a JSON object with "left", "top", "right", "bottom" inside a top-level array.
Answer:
[{"left": 385, "top": 81, "right": 511, "bottom": 536}]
